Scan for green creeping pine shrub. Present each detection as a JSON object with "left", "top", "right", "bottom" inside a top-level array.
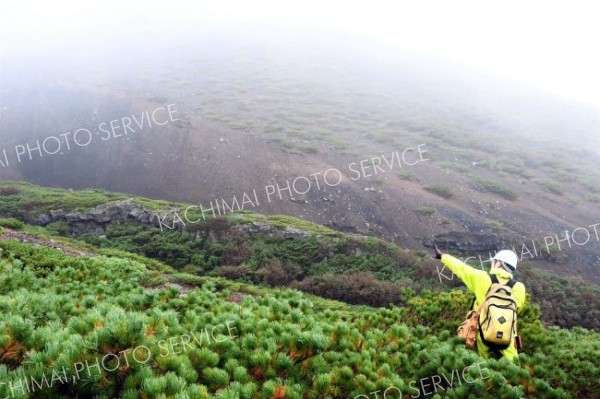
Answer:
[
  {"left": 537, "top": 179, "right": 565, "bottom": 195},
  {"left": 292, "top": 272, "right": 404, "bottom": 307},
  {"left": 0, "top": 181, "right": 120, "bottom": 217},
  {"left": 517, "top": 265, "right": 600, "bottom": 330},
  {"left": 0, "top": 240, "right": 599, "bottom": 398},
  {"left": 488, "top": 219, "right": 504, "bottom": 229},
  {"left": 497, "top": 164, "right": 534, "bottom": 178},
  {"left": 472, "top": 177, "right": 518, "bottom": 200},
  {"left": 416, "top": 206, "right": 436, "bottom": 216},
  {"left": 69, "top": 221, "right": 600, "bottom": 331},
  {"left": 45, "top": 220, "right": 70, "bottom": 235},
  {"left": 424, "top": 183, "right": 454, "bottom": 199},
  {"left": 0, "top": 186, "right": 22, "bottom": 196},
  {"left": 363, "top": 236, "right": 380, "bottom": 250},
  {"left": 79, "top": 224, "right": 216, "bottom": 270},
  {"left": 398, "top": 170, "right": 414, "bottom": 181},
  {"left": 438, "top": 162, "right": 470, "bottom": 173},
  {"left": 0, "top": 217, "right": 25, "bottom": 230},
  {"left": 5, "top": 182, "right": 600, "bottom": 331}
]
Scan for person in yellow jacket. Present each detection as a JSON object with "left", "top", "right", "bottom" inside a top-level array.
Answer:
[{"left": 434, "top": 246, "right": 526, "bottom": 361}]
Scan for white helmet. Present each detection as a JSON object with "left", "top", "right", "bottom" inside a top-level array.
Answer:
[{"left": 492, "top": 250, "right": 518, "bottom": 272}]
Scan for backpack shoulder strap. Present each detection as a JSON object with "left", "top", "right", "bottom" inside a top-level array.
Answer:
[
  {"left": 490, "top": 273, "right": 517, "bottom": 288},
  {"left": 489, "top": 274, "right": 499, "bottom": 285},
  {"left": 475, "top": 274, "right": 498, "bottom": 314},
  {"left": 474, "top": 274, "right": 514, "bottom": 313}
]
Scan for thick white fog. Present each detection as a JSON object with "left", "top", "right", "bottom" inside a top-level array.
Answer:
[{"left": 2, "top": 0, "right": 599, "bottom": 109}]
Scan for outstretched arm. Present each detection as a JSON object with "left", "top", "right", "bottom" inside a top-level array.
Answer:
[{"left": 434, "top": 246, "right": 489, "bottom": 294}]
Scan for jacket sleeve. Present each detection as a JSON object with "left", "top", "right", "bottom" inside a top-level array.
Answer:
[{"left": 441, "top": 253, "right": 490, "bottom": 295}]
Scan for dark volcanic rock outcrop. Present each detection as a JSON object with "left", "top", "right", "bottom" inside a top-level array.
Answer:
[{"left": 34, "top": 199, "right": 157, "bottom": 234}]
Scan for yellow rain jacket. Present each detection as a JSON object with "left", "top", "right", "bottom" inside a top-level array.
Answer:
[{"left": 441, "top": 254, "right": 526, "bottom": 361}]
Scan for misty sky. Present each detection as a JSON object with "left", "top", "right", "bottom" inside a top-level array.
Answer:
[{"left": 2, "top": 0, "right": 599, "bottom": 110}]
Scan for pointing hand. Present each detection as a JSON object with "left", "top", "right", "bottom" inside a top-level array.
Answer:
[{"left": 434, "top": 245, "right": 443, "bottom": 260}]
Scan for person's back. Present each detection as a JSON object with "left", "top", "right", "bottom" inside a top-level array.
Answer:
[{"left": 433, "top": 247, "right": 526, "bottom": 361}]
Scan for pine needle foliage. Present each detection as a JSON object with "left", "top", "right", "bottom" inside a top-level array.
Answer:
[{"left": 0, "top": 240, "right": 598, "bottom": 398}]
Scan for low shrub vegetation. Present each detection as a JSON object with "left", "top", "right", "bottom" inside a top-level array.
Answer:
[
  {"left": 488, "top": 219, "right": 504, "bottom": 229},
  {"left": 0, "top": 217, "right": 25, "bottom": 230},
  {"left": 0, "top": 240, "right": 598, "bottom": 398},
  {"left": 424, "top": 183, "right": 454, "bottom": 199},
  {"left": 416, "top": 206, "right": 436, "bottom": 216},
  {"left": 537, "top": 179, "right": 565, "bottom": 195},
  {"left": 472, "top": 178, "right": 519, "bottom": 200}
]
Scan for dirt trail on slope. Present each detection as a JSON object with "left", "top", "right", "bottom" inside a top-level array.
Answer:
[{"left": 0, "top": 228, "right": 95, "bottom": 257}]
